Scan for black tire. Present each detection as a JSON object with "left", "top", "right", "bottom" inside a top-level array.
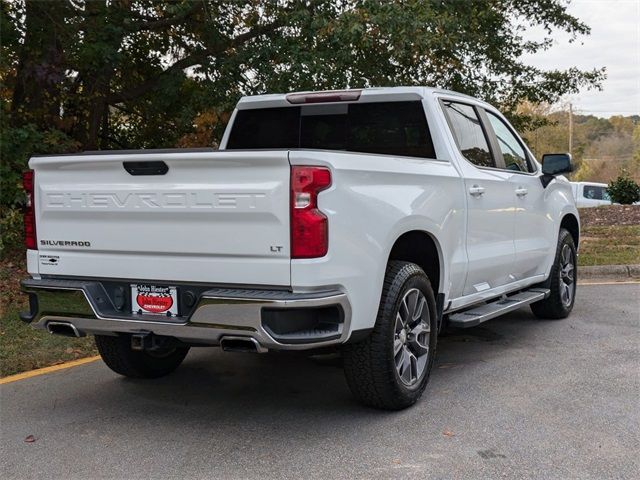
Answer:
[
  {"left": 530, "top": 228, "right": 577, "bottom": 319},
  {"left": 342, "top": 261, "right": 438, "bottom": 410},
  {"left": 95, "top": 334, "right": 189, "bottom": 378}
]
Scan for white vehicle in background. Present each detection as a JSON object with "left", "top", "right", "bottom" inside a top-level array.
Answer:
[
  {"left": 570, "top": 181, "right": 612, "bottom": 208},
  {"left": 21, "top": 87, "right": 580, "bottom": 410}
]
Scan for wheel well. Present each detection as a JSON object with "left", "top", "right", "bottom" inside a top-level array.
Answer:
[
  {"left": 560, "top": 214, "right": 580, "bottom": 247},
  {"left": 388, "top": 231, "right": 441, "bottom": 293}
]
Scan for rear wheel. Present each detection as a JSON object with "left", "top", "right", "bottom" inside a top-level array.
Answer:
[
  {"left": 342, "top": 261, "right": 438, "bottom": 410},
  {"left": 95, "top": 334, "right": 189, "bottom": 378},
  {"left": 531, "top": 228, "right": 577, "bottom": 319}
]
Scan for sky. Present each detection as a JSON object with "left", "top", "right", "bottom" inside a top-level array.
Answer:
[{"left": 521, "top": 0, "right": 640, "bottom": 118}]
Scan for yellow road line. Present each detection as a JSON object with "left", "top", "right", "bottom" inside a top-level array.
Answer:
[
  {"left": 579, "top": 281, "right": 640, "bottom": 286},
  {"left": 0, "top": 356, "right": 100, "bottom": 385}
]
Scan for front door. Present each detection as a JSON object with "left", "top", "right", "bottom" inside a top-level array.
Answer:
[{"left": 483, "top": 110, "right": 553, "bottom": 280}]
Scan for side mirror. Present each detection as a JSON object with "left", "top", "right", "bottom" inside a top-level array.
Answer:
[
  {"left": 542, "top": 153, "right": 573, "bottom": 176},
  {"left": 540, "top": 153, "right": 573, "bottom": 187}
]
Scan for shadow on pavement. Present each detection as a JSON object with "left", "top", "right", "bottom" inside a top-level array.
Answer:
[{"left": 55, "top": 308, "right": 549, "bottom": 423}]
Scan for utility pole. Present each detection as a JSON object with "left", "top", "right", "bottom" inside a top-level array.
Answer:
[{"left": 568, "top": 103, "right": 573, "bottom": 156}]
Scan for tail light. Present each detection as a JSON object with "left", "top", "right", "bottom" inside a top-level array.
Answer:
[
  {"left": 23, "top": 170, "right": 37, "bottom": 249},
  {"left": 290, "top": 166, "right": 331, "bottom": 258}
]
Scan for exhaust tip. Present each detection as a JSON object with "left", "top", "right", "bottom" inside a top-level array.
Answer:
[
  {"left": 220, "top": 336, "right": 266, "bottom": 353},
  {"left": 47, "top": 321, "right": 83, "bottom": 338}
]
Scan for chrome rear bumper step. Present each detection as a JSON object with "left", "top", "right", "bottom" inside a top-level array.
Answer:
[
  {"left": 448, "top": 288, "right": 550, "bottom": 328},
  {"left": 19, "top": 278, "right": 351, "bottom": 351}
]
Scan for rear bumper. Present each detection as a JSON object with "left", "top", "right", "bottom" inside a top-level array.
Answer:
[{"left": 20, "top": 278, "right": 351, "bottom": 351}]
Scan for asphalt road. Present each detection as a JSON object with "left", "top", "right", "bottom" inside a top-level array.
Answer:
[{"left": 1, "top": 283, "right": 638, "bottom": 480}]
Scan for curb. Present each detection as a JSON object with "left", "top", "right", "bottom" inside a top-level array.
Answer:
[{"left": 580, "top": 264, "right": 640, "bottom": 279}]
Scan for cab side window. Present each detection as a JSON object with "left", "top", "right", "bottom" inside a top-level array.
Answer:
[
  {"left": 486, "top": 112, "right": 533, "bottom": 173},
  {"left": 443, "top": 101, "right": 494, "bottom": 168},
  {"left": 584, "top": 185, "right": 608, "bottom": 200}
]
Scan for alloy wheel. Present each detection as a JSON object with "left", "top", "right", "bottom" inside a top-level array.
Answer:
[
  {"left": 559, "top": 244, "right": 575, "bottom": 307},
  {"left": 394, "top": 288, "right": 431, "bottom": 386}
]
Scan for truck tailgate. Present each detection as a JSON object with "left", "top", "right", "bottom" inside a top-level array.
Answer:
[{"left": 30, "top": 150, "right": 291, "bottom": 286}]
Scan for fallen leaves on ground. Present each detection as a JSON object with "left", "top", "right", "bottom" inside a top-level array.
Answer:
[
  {"left": 579, "top": 205, "right": 640, "bottom": 227},
  {"left": 437, "top": 363, "right": 461, "bottom": 369}
]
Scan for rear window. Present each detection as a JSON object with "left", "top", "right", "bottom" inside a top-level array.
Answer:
[
  {"left": 442, "top": 101, "right": 494, "bottom": 168},
  {"left": 226, "top": 101, "right": 436, "bottom": 159}
]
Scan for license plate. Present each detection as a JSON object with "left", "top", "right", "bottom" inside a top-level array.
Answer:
[{"left": 131, "top": 284, "right": 178, "bottom": 316}]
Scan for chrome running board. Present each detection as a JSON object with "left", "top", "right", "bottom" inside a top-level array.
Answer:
[{"left": 448, "top": 288, "right": 550, "bottom": 328}]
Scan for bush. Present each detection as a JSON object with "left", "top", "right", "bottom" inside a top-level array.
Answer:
[
  {"left": 0, "top": 208, "right": 23, "bottom": 258},
  {"left": 0, "top": 125, "right": 79, "bottom": 257},
  {"left": 607, "top": 171, "right": 640, "bottom": 205}
]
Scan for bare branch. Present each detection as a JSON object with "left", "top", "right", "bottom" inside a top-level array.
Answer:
[
  {"left": 229, "top": 20, "right": 284, "bottom": 48},
  {"left": 107, "top": 52, "right": 208, "bottom": 103},
  {"left": 108, "top": 19, "right": 284, "bottom": 104},
  {"left": 127, "top": 3, "right": 204, "bottom": 32}
]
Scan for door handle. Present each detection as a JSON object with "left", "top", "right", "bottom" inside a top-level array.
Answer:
[
  {"left": 469, "top": 185, "right": 485, "bottom": 196},
  {"left": 515, "top": 187, "right": 528, "bottom": 197}
]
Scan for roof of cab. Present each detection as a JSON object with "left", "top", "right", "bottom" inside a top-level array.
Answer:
[{"left": 236, "top": 86, "right": 482, "bottom": 110}]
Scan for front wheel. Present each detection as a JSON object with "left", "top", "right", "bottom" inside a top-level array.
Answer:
[
  {"left": 531, "top": 228, "right": 577, "bottom": 319},
  {"left": 342, "top": 261, "right": 438, "bottom": 410},
  {"left": 95, "top": 334, "right": 189, "bottom": 378}
]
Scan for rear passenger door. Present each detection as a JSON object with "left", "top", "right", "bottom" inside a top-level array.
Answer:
[
  {"left": 483, "top": 110, "right": 553, "bottom": 281},
  {"left": 442, "top": 100, "right": 516, "bottom": 296}
]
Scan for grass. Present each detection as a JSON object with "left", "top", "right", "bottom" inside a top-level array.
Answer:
[
  {"left": 0, "top": 305, "right": 98, "bottom": 377},
  {"left": 578, "top": 225, "right": 640, "bottom": 267},
  {"left": 0, "top": 260, "right": 97, "bottom": 377}
]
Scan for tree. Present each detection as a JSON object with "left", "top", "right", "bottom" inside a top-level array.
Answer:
[
  {"left": 607, "top": 171, "right": 640, "bottom": 205},
  {"left": 1, "top": 0, "right": 610, "bottom": 255},
  {"left": 3, "top": 0, "right": 604, "bottom": 152}
]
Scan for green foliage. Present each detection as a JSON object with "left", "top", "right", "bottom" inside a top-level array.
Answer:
[
  {"left": 0, "top": 125, "right": 79, "bottom": 207},
  {"left": 0, "top": 125, "right": 79, "bottom": 256},
  {"left": 0, "top": 208, "right": 22, "bottom": 258},
  {"left": 607, "top": 171, "right": 640, "bottom": 205},
  {"left": 572, "top": 159, "right": 593, "bottom": 182},
  {"left": 2, "top": 0, "right": 604, "bottom": 151}
]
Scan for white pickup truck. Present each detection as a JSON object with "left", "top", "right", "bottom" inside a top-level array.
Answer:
[
  {"left": 570, "top": 181, "right": 612, "bottom": 208},
  {"left": 21, "top": 87, "right": 579, "bottom": 410}
]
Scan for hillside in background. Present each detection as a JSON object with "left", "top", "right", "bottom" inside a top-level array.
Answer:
[{"left": 521, "top": 106, "right": 639, "bottom": 183}]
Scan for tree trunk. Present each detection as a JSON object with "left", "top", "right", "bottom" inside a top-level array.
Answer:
[
  {"left": 73, "top": 1, "right": 129, "bottom": 150},
  {"left": 85, "top": 79, "right": 111, "bottom": 150},
  {"left": 11, "top": 0, "right": 68, "bottom": 128}
]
